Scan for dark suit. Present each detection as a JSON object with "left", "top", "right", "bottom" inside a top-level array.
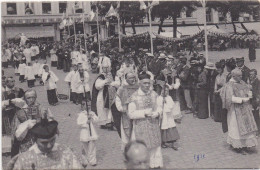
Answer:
[
  {"left": 250, "top": 78, "right": 260, "bottom": 134},
  {"left": 239, "top": 65, "right": 250, "bottom": 83}
]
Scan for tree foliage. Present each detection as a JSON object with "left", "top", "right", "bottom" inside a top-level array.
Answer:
[
  {"left": 151, "top": 1, "right": 198, "bottom": 37},
  {"left": 118, "top": 1, "right": 146, "bottom": 34},
  {"left": 207, "top": 1, "right": 259, "bottom": 33}
]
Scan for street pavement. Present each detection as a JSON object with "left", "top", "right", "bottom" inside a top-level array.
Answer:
[{"left": 2, "top": 48, "right": 260, "bottom": 169}]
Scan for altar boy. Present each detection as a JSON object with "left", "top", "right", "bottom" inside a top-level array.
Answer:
[{"left": 77, "top": 102, "right": 98, "bottom": 167}]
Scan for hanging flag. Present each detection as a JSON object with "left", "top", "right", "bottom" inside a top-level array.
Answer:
[
  {"left": 79, "top": 13, "right": 85, "bottom": 23},
  {"left": 62, "top": 12, "right": 66, "bottom": 20},
  {"left": 59, "top": 19, "right": 67, "bottom": 29},
  {"left": 105, "top": 5, "right": 118, "bottom": 18},
  {"left": 149, "top": 0, "right": 159, "bottom": 7},
  {"left": 116, "top": 1, "right": 120, "bottom": 9},
  {"left": 88, "top": 10, "right": 95, "bottom": 21},
  {"left": 140, "top": 0, "right": 147, "bottom": 10},
  {"left": 66, "top": 17, "right": 74, "bottom": 26}
]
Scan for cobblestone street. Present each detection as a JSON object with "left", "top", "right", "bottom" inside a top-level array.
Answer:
[{"left": 2, "top": 49, "right": 260, "bottom": 169}]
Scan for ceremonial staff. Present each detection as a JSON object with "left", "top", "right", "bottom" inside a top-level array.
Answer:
[{"left": 80, "top": 72, "right": 92, "bottom": 136}]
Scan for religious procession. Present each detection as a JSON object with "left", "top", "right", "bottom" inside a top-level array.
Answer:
[{"left": 1, "top": 1, "right": 260, "bottom": 169}]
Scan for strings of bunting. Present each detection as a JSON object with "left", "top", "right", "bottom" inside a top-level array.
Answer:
[
  {"left": 207, "top": 31, "right": 260, "bottom": 41},
  {"left": 154, "top": 30, "right": 204, "bottom": 43},
  {"left": 155, "top": 29, "right": 260, "bottom": 43}
]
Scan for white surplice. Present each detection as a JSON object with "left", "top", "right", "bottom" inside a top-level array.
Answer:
[
  {"left": 25, "top": 66, "right": 35, "bottom": 80},
  {"left": 64, "top": 71, "right": 79, "bottom": 93}
]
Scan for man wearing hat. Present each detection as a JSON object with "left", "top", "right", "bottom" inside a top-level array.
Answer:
[
  {"left": 236, "top": 57, "right": 250, "bottom": 83},
  {"left": 152, "top": 53, "right": 167, "bottom": 82},
  {"left": 220, "top": 68, "right": 258, "bottom": 154},
  {"left": 12, "top": 119, "right": 82, "bottom": 169},
  {"left": 128, "top": 72, "right": 163, "bottom": 168},
  {"left": 178, "top": 56, "right": 193, "bottom": 113},
  {"left": 63, "top": 45, "right": 72, "bottom": 72}
]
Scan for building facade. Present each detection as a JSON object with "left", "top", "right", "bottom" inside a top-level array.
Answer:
[
  {"left": 1, "top": 1, "right": 110, "bottom": 42},
  {"left": 2, "top": 1, "right": 259, "bottom": 42}
]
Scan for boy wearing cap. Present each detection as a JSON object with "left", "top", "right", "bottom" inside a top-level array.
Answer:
[{"left": 77, "top": 102, "right": 98, "bottom": 167}]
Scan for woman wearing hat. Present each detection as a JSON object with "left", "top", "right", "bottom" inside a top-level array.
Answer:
[
  {"left": 195, "top": 63, "right": 215, "bottom": 119},
  {"left": 213, "top": 61, "right": 227, "bottom": 122}
]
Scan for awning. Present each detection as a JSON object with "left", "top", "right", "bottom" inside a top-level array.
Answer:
[
  {"left": 217, "top": 24, "right": 246, "bottom": 34},
  {"left": 125, "top": 25, "right": 199, "bottom": 38},
  {"left": 177, "top": 25, "right": 201, "bottom": 37},
  {"left": 5, "top": 25, "right": 55, "bottom": 39},
  {"left": 244, "top": 22, "right": 260, "bottom": 34}
]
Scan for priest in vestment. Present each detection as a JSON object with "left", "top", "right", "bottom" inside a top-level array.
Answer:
[
  {"left": 220, "top": 68, "right": 258, "bottom": 154},
  {"left": 11, "top": 119, "right": 82, "bottom": 169},
  {"left": 91, "top": 59, "right": 119, "bottom": 129},
  {"left": 128, "top": 73, "right": 163, "bottom": 168},
  {"left": 115, "top": 72, "right": 139, "bottom": 149}
]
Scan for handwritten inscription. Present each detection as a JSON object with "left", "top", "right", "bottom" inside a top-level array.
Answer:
[{"left": 194, "top": 154, "right": 205, "bottom": 162}]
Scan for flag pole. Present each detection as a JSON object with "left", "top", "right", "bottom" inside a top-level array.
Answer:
[
  {"left": 202, "top": 0, "right": 208, "bottom": 63},
  {"left": 82, "top": 13, "right": 87, "bottom": 52},
  {"left": 148, "top": 7, "right": 153, "bottom": 55},
  {"left": 96, "top": 5, "right": 101, "bottom": 54},
  {"left": 200, "top": 0, "right": 210, "bottom": 118},
  {"left": 118, "top": 15, "right": 121, "bottom": 51},
  {"left": 73, "top": 16, "right": 77, "bottom": 46}
]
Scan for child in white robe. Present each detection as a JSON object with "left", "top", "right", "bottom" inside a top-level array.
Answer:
[
  {"left": 77, "top": 102, "right": 98, "bottom": 167},
  {"left": 18, "top": 60, "right": 26, "bottom": 83},
  {"left": 32, "top": 59, "right": 41, "bottom": 79},
  {"left": 25, "top": 62, "right": 35, "bottom": 88},
  {"left": 157, "top": 85, "right": 180, "bottom": 150}
]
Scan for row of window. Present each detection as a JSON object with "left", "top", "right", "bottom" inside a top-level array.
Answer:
[{"left": 6, "top": 2, "right": 83, "bottom": 15}]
